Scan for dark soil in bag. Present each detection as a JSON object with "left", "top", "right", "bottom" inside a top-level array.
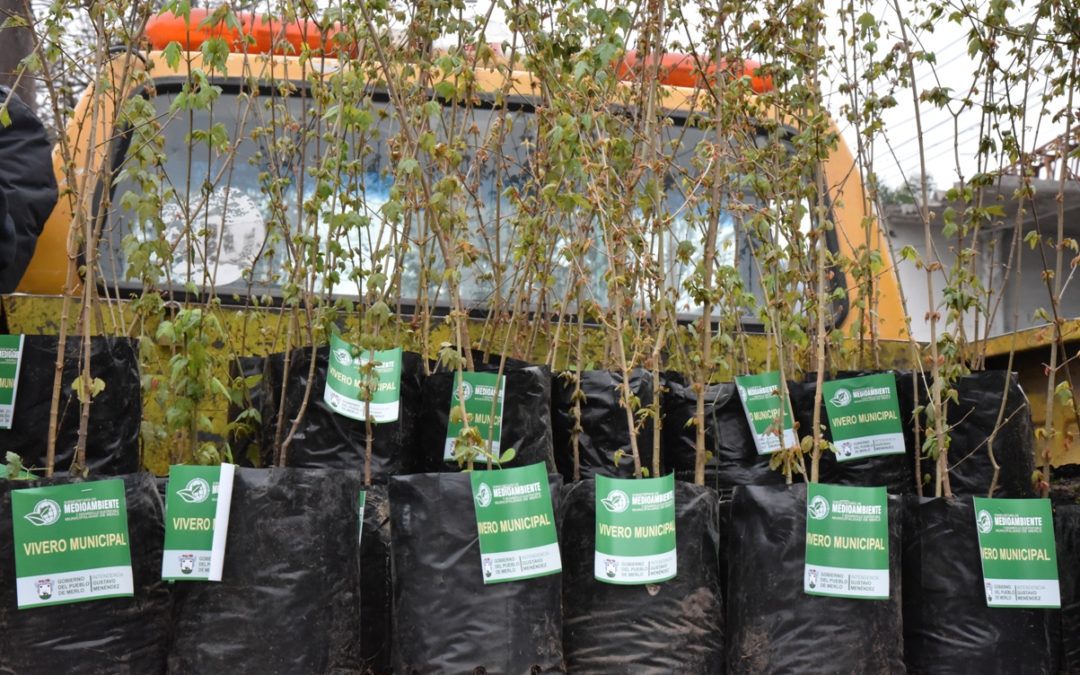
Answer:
[
  {"left": 360, "top": 484, "right": 392, "bottom": 674},
  {"left": 1050, "top": 464, "right": 1080, "bottom": 507},
  {"left": 168, "top": 467, "right": 363, "bottom": 674},
  {"left": 551, "top": 369, "right": 656, "bottom": 481},
  {"left": 902, "top": 496, "right": 1053, "bottom": 674},
  {"left": 0, "top": 335, "right": 141, "bottom": 475},
  {"left": 788, "top": 371, "right": 916, "bottom": 494},
  {"left": 717, "top": 491, "right": 734, "bottom": 603},
  {"left": 0, "top": 472, "right": 170, "bottom": 674},
  {"left": 661, "top": 374, "right": 784, "bottom": 490},
  {"left": 944, "top": 370, "right": 1035, "bottom": 498},
  {"left": 1055, "top": 505, "right": 1078, "bottom": 672},
  {"left": 389, "top": 472, "right": 564, "bottom": 674},
  {"left": 259, "top": 345, "right": 423, "bottom": 479},
  {"left": 726, "top": 484, "right": 904, "bottom": 674},
  {"left": 418, "top": 360, "right": 554, "bottom": 473},
  {"left": 560, "top": 479, "right": 724, "bottom": 673}
]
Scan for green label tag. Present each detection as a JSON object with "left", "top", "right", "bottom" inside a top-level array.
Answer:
[
  {"left": 11, "top": 479, "right": 133, "bottom": 608},
  {"left": 324, "top": 334, "right": 402, "bottom": 423},
  {"left": 162, "top": 464, "right": 235, "bottom": 581},
  {"left": 445, "top": 371, "right": 505, "bottom": 462},
  {"left": 0, "top": 334, "right": 25, "bottom": 429},
  {"left": 357, "top": 490, "right": 366, "bottom": 548},
  {"left": 822, "top": 373, "right": 904, "bottom": 462},
  {"left": 973, "top": 497, "right": 1060, "bottom": 608},
  {"left": 804, "top": 483, "right": 890, "bottom": 599},
  {"left": 735, "top": 371, "right": 798, "bottom": 455},
  {"left": 470, "top": 462, "right": 561, "bottom": 584},
  {"left": 594, "top": 473, "right": 676, "bottom": 584}
]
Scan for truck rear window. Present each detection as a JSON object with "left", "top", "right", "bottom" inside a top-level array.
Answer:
[{"left": 102, "top": 84, "right": 816, "bottom": 319}]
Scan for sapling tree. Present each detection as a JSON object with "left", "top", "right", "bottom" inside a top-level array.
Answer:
[
  {"left": 17, "top": 0, "right": 1080, "bottom": 504},
  {"left": 8, "top": 0, "right": 160, "bottom": 476},
  {"left": 835, "top": 0, "right": 1080, "bottom": 498}
]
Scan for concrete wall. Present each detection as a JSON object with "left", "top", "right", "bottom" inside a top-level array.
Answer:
[{"left": 881, "top": 177, "right": 1080, "bottom": 342}]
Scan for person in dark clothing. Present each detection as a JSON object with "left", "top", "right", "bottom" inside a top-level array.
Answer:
[{"left": 0, "top": 85, "right": 57, "bottom": 292}]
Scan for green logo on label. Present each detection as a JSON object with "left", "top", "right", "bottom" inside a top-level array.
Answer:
[
  {"left": 600, "top": 490, "right": 630, "bottom": 513},
  {"left": 323, "top": 335, "right": 404, "bottom": 424},
  {"left": 13, "top": 479, "right": 134, "bottom": 608},
  {"left": 470, "top": 463, "right": 561, "bottom": 584},
  {"left": 594, "top": 474, "right": 677, "bottom": 585},
  {"left": 474, "top": 482, "right": 492, "bottom": 508},
  {"left": 734, "top": 371, "right": 798, "bottom": 456},
  {"left": 24, "top": 499, "right": 61, "bottom": 527},
  {"left": 804, "top": 483, "right": 890, "bottom": 599},
  {"left": 830, "top": 388, "right": 852, "bottom": 407},
  {"left": 177, "top": 478, "right": 211, "bottom": 504},
  {"left": 444, "top": 371, "right": 505, "bottom": 462},
  {"left": 808, "top": 495, "right": 830, "bottom": 520},
  {"left": 822, "top": 374, "right": 905, "bottom": 462},
  {"left": 0, "top": 334, "right": 25, "bottom": 429},
  {"left": 162, "top": 464, "right": 235, "bottom": 582},
  {"left": 973, "top": 497, "right": 1060, "bottom": 608}
]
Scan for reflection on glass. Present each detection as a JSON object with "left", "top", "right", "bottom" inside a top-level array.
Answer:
[{"left": 105, "top": 88, "right": 805, "bottom": 319}]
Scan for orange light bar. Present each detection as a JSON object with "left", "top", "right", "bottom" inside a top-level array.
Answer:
[
  {"left": 617, "top": 51, "right": 774, "bottom": 93},
  {"left": 145, "top": 9, "right": 344, "bottom": 57}
]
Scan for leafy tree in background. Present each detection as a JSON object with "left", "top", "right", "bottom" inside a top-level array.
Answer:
[{"left": 0, "top": 0, "right": 36, "bottom": 110}]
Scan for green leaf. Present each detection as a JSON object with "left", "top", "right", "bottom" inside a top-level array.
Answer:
[
  {"left": 176, "top": 486, "right": 201, "bottom": 503},
  {"left": 156, "top": 320, "right": 176, "bottom": 343},
  {"left": 434, "top": 80, "right": 456, "bottom": 100},
  {"left": 163, "top": 41, "right": 182, "bottom": 70},
  {"left": 499, "top": 447, "right": 516, "bottom": 464},
  {"left": 366, "top": 272, "right": 387, "bottom": 293},
  {"left": 4, "top": 451, "right": 27, "bottom": 481},
  {"left": 211, "top": 377, "right": 238, "bottom": 403},
  {"left": 71, "top": 376, "right": 106, "bottom": 404},
  {"left": 1, "top": 14, "right": 28, "bottom": 29},
  {"left": 200, "top": 36, "right": 229, "bottom": 71},
  {"left": 222, "top": 7, "right": 241, "bottom": 31}
]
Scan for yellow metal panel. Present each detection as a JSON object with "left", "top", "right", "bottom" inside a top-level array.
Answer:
[{"left": 3, "top": 294, "right": 920, "bottom": 474}]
